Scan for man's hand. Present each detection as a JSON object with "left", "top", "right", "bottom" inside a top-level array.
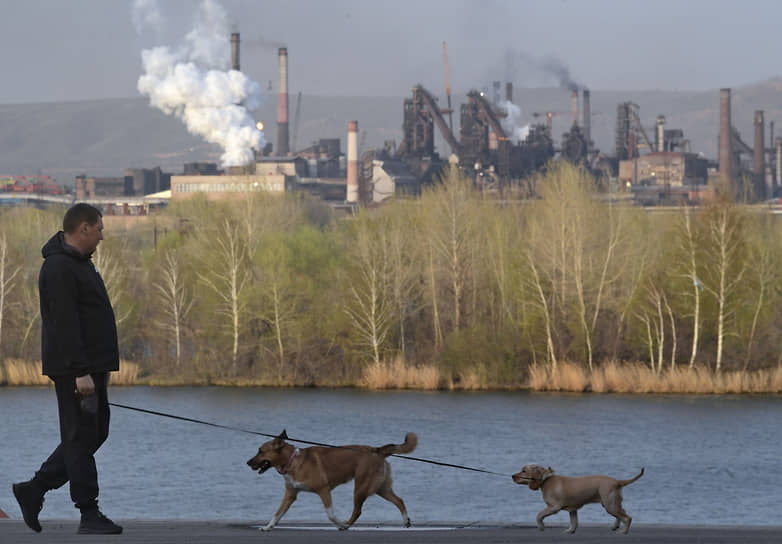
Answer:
[{"left": 75, "top": 374, "right": 95, "bottom": 396}]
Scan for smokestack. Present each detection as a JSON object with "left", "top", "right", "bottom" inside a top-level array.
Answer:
[
  {"left": 347, "top": 121, "right": 359, "bottom": 203},
  {"left": 230, "top": 32, "right": 240, "bottom": 71},
  {"left": 571, "top": 90, "right": 578, "bottom": 127},
  {"left": 582, "top": 89, "right": 591, "bottom": 154},
  {"left": 656, "top": 115, "right": 665, "bottom": 153},
  {"left": 776, "top": 137, "right": 781, "bottom": 193},
  {"left": 276, "top": 47, "right": 289, "bottom": 156},
  {"left": 719, "top": 88, "right": 732, "bottom": 183},
  {"left": 505, "top": 82, "right": 513, "bottom": 103},
  {"left": 754, "top": 110, "right": 765, "bottom": 199}
]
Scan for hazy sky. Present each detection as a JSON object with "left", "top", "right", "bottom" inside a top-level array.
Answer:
[{"left": 1, "top": 0, "right": 781, "bottom": 105}]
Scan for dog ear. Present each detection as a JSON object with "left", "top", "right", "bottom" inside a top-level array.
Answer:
[
  {"left": 278, "top": 429, "right": 288, "bottom": 440},
  {"left": 529, "top": 479, "right": 540, "bottom": 491}
]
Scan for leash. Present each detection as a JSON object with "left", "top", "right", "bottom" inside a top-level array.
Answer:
[{"left": 109, "top": 402, "right": 510, "bottom": 478}]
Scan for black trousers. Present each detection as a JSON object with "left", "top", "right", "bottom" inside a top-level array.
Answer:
[{"left": 34, "top": 372, "right": 110, "bottom": 511}]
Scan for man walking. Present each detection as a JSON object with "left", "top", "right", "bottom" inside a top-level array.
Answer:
[{"left": 13, "top": 203, "right": 122, "bottom": 534}]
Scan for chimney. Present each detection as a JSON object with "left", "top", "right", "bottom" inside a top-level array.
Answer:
[
  {"left": 276, "top": 47, "right": 290, "bottom": 156},
  {"left": 754, "top": 110, "right": 766, "bottom": 199},
  {"left": 230, "top": 32, "right": 240, "bottom": 71},
  {"left": 347, "top": 121, "right": 359, "bottom": 203},
  {"left": 776, "top": 137, "right": 782, "bottom": 194},
  {"left": 571, "top": 89, "right": 578, "bottom": 127},
  {"left": 582, "top": 88, "right": 591, "bottom": 154},
  {"left": 505, "top": 82, "right": 513, "bottom": 103},
  {"left": 656, "top": 115, "right": 666, "bottom": 153},
  {"left": 719, "top": 88, "right": 732, "bottom": 183}
]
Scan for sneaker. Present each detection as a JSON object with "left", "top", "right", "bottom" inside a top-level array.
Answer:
[
  {"left": 12, "top": 481, "right": 44, "bottom": 533},
  {"left": 78, "top": 509, "right": 123, "bottom": 535}
]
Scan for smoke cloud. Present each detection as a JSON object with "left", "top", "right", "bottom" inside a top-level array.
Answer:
[
  {"left": 498, "top": 47, "right": 584, "bottom": 92},
  {"left": 499, "top": 100, "right": 530, "bottom": 144},
  {"left": 540, "top": 55, "right": 582, "bottom": 92},
  {"left": 131, "top": 0, "right": 164, "bottom": 36},
  {"left": 136, "top": 0, "right": 264, "bottom": 167}
]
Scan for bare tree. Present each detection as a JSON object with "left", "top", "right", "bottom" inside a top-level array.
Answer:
[
  {"left": 384, "top": 204, "right": 423, "bottom": 357},
  {"left": 343, "top": 214, "right": 394, "bottom": 365},
  {"left": 421, "top": 168, "right": 478, "bottom": 335},
  {"left": 197, "top": 217, "right": 251, "bottom": 374},
  {"left": 741, "top": 216, "right": 780, "bottom": 371},
  {"left": 0, "top": 233, "right": 21, "bottom": 356},
  {"left": 93, "top": 243, "right": 133, "bottom": 326},
  {"left": 152, "top": 249, "right": 193, "bottom": 367},
  {"left": 700, "top": 201, "right": 747, "bottom": 372},
  {"left": 253, "top": 234, "right": 301, "bottom": 381}
]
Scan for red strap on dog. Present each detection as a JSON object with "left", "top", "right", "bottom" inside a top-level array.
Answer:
[{"left": 279, "top": 448, "right": 299, "bottom": 475}]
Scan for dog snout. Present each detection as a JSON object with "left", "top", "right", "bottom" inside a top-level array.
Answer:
[{"left": 247, "top": 455, "right": 273, "bottom": 473}]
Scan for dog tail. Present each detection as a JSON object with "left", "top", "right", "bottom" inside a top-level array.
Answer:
[
  {"left": 618, "top": 467, "right": 644, "bottom": 487},
  {"left": 374, "top": 432, "right": 418, "bottom": 456}
]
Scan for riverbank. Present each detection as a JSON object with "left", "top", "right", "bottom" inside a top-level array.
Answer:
[
  {"left": 2, "top": 358, "right": 782, "bottom": 394},
  {"left": 1, "top": 520, "right": 781, "bottom": 544}
]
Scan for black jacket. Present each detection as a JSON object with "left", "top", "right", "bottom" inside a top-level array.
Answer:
[{"left": 39, "top": 232, "right": 119, "bottom": 377}]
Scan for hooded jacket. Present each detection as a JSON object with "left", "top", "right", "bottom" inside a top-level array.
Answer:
[{"left": 39, "top": 231, "right": 119, "bottom": 377}]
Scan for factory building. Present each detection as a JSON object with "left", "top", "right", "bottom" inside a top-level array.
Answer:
[
  {"left": 75, "top": 167, "right": 170, "bottom": 200},
  {"left": 619, "top": 152, "right": 709, "bottom": 187}
]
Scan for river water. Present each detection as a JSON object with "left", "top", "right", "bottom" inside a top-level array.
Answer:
[{"left": 1, "top": 387, "right": 780, "bottom": 527}]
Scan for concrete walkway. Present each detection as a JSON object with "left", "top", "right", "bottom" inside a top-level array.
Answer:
[{"left": 1, "top": 520, "right": 782, "bottom": 543}]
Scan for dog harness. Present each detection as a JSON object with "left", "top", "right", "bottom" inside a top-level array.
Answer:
[{"left": 279, "top": 448, "right": 300, "bottom": 475}]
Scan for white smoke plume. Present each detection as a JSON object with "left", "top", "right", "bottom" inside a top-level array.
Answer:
[
  {"left": 136, "top": 0, "right": 264, "bottom": 167},
  {"left": 131, "top": 0, "right": 164, "bottom": 35},
  {"left": 499, "top": 100, "right": 530, "bottom": 145}
]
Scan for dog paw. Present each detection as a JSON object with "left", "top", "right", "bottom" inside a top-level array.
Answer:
[{"left": 260, "top": 526, "right": 274, "bottom": 532}]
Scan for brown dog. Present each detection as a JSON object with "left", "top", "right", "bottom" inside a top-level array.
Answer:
[
  {"left": 513, "top": 464, "right": 644, "bottom": 534},
  {"left": 247, "top": 430, "right": 417, "bottom": 531}
]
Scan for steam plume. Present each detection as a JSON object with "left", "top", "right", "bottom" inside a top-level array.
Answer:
[
  {"left": 499, "top": 100, "right": 530, "bottom": 144},
  {"left": 132, "top": 0, "right": 163, "bottom": 35},
  {"left": 136, "top": 0, "right": 264, "bottom": 167}
]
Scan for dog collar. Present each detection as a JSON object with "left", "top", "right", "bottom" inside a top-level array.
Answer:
[{"left": 279, "top": 448, "right": 299, "bottom": 475}]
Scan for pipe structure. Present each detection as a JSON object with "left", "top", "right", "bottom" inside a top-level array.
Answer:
[
  {"left": 656, "top": 115, "right": 665, "bottom": 152},
  {"left": 231, "top": 32, "right": 240, "bottom": 71},
  {"left": 506, "top": 82, "right": 513, "bottom": 103},
  {"left": 719, "top": 88, "right": 732, "bottom": 183},
  {"left": 277, "top": 47, "right": 290, "bottom": 156},
  {"left": 571, "top": 89, "right": 578, "bottom": 127},
  {"left": 347, "top": 121, "right": 359, "bottom": 203},
  {"left": 776, "top": 137, "right": 782, "bottom": 194},
  {"left": 754, "top": 110, "right": 765, "bottom": 199},
  {"left": 582, "top": 89, "right": 591, "bottom": 155}
]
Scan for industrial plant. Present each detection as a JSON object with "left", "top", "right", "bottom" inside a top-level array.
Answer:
[{"left": 3, "top": 31, "right": 781, "bottom": 215}]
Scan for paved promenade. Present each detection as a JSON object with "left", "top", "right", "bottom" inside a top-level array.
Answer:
[{"left": 1, "top": 520, "right": 781, "bottom": 543}]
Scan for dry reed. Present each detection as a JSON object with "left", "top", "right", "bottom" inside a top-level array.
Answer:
[
  {"left": 528, "top": 360, "right": 782, "bottom": 394},
  {"left": 2, "top": 359, "right": 50, "bottom": 386},
  {"left": 360, "top": 356, "right": 441, "bottom": 390},
  {"left": 1, "top": 359, "right": 139, "bottom": 386}
]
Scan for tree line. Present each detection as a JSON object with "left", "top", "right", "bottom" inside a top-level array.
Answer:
[{"left": 1, "top": 163, "right": 781, "bottom": 386}]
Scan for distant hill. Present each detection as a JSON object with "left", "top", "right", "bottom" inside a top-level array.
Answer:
[{"left": 2, "top": 79, "right": 782, "bottom": 185}]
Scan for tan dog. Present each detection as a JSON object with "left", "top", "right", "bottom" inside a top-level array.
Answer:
[
  {"left": 513, "top": 464, "right": 644, "bottom": 534},
  {"left": 247, "top": 430, "right": 417, "bottom": 531}
]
